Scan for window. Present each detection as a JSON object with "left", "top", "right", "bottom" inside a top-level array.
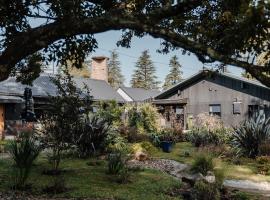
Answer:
[
  {"left": 209, "top": 104, "right": 221, "bottom": 117},
  {"left": 248, "top": 105, "right": 266, "bottom": 118},
  {"left": 233, "top": 102, "right": 241, "bottom": 114}
]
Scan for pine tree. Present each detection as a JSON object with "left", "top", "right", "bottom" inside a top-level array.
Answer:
[
  {"left": 108, "top": 50, "right": 125, "bottom": 88},
  {"left": 163, "top": 55, "right": 183, "bottom": 90},
  {"left": 130, "top": 50, "right": 160, "bottom": 89}
]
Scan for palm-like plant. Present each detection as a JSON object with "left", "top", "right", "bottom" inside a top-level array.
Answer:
[
  {"left": 232, "top": 113, "right": 270, "bottom": 158},
  {"left": 8, "top": 131, "right": 40, "bottom": 188}
]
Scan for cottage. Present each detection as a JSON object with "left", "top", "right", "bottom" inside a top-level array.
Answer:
[{"left": 154, "top": 70, "right": 270, "bottom": 129}]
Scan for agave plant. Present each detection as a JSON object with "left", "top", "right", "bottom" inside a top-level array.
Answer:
[
  {"left": 7, "top": 131, "right": 40, "bottom": 189},
  {"left": 232, "top": 113, "right": 270, "bottom": 158}
]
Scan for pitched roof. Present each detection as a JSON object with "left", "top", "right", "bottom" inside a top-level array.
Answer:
[
  {"left": 119, "top": 86, "right": 160, "bottom": 101},
  {"left": 155, "top": 70, "right": 270, "bottom": 99},
  {"left": 0, "top": 74, "right": 125, "bottom": 102}
]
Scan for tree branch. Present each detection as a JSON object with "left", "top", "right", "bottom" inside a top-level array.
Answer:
[{"left": 147, "top": 0, "right": 203, "bottom": 21}]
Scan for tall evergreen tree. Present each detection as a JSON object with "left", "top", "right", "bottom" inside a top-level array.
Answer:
[
  {"left": 131, "top": 50, "right": 160, "bottom": 89},
  {"left": 108, "top": 50, "right": 124, "bottom": 88},
  {"left": 163, "top": 56, "right": 183, "bottom": 90}
]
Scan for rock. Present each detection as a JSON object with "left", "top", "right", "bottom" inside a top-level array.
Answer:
[
  {"left": 135, "top": 151, "right": 148, "bottom": 161},
  {"left": 181, "top": 173, "right": 204, "bottom": 186},
  {"left": 203, "top": 171, "right": 215, "bottom": 183},
  {"left": 204, "top": 175, "right": 216, "bottom": 183}
]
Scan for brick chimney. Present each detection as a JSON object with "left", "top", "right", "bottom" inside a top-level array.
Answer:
[{"left": 91, "top": 56, "right": 109, "bottom": 82}]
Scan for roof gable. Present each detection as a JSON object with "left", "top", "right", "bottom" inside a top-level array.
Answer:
[{"left": 119, "top": 87, "right": 160, "bottom": 101}]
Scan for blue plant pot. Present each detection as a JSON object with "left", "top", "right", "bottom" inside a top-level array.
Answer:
[{"left": 161, "top": 141, "right": 173, "bottom": 153}]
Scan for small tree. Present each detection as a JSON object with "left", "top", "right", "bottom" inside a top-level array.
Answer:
[
  {"left": 37, "top": 68, "right": 92, "bottom": 171},
  {"left": 163, "top": 55, "right": 183, "bottom": 90},
  {"left": 108, "top": 50, "right": 125, "bottom": 88},
  {"left": 130, "top": 50, "right": 160, "bottom": 89}
]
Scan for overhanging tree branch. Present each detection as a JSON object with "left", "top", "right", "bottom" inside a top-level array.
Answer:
[{"left": 0, "top": 0, "right": 269, "bottom": 86}]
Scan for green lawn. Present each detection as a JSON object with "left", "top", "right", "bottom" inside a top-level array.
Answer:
[
  {"left": 152, "top": 142, "right": 270, "bottom": 182},
  {"left": 0, "top": 156, "right": 182, "bottom": 200}
]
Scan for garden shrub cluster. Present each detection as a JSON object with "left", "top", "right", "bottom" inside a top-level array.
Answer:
[
  {"left": 125, "top": 103, "right": 159, "bottom": 135},
  {"left": 191, "top": 153, "right": 214, "bottom": 176},
  {"left": 231, "top": 113, "right": 270, "bottom": 158},
  {"left": 185, "top": 113, "right": 230, "bottom": 147}
]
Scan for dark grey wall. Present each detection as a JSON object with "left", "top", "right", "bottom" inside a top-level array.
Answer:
[
  {"left": 162, "top": 76, "right": 270, "bottom": 127},
  {"left": 5, "top": 103, "right": 22, "bottom": 120}
]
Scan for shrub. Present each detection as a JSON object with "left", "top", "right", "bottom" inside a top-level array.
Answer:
[
  {"left": 158, "top": 128, "right": 178, "bottom": 143},
  {"left": 231, "top": 113, "right": 270, "bottom": 158},
  {"left": 126, "top": 103, "right": 159, "bottom": 135},
  {"left": 140, "top": 103, "right": 159, "bottom": 133},
  {"left": 74, "top": 114, "right": 110, "bottom": 158},
  {"left": 105, "top": 130, "right": 128, "bottom": 153},
  {"left": 186, "top": 127, "right": 229, "bottom": 147},
  {"left": 256, "top": 156, "right": 270, "bottom": 175},
  {"left": 191, "top": 154, "right": 214, "bottom": 176},
  {"left": 96, "top": 100, "right": 123, "bottom": 127},
  {"left": 7, "top": 131, "right": 40, "bottom": 189},
  {"left": 193, "top": 113, "right": 223, "bottom": 131},
  {"left": 107, "top": 150, "right": 127, "bottom": 175},
  {"left": 231, "top": 191, "right": 250, "bottom": 200},
  {"left": 192, "top": 180, "right": 220, "bottom": 200},
  {"left": 259, "top": 141, "right": 270, "bottom": 156},
  {"left": 131, "top": 141, "right": 157, "bottom": 157}
]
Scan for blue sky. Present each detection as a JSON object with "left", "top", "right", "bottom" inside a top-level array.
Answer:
[{"left": 92, "top": 31, "right": 243, "bottom": 86}]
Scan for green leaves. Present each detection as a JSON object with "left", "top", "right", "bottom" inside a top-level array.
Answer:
[
  {"left": 130, "top": 50, "right": 160, "bottom": 89},
  {"left": 7, "top": 131, "right": 40, "bottom": 188},
  {"left": 232, "top": 113, "right": 270, "bottom": 158}
]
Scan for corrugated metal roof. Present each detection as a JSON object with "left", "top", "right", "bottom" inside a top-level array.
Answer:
[
  {"left": 119, "top": 87, "right": 160, "bottom": 101},
  {"left": 0, "top": 74, "right": 125, "bottom": 102}
]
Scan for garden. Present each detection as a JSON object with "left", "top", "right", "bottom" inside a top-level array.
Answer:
[{"left": 0, "top": 72, "right": 270, "bottom": 200}]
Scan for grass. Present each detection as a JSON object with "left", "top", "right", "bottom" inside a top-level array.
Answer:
[
  {"left": 0, "top": 156, "right": 182, "bottom": 200},
  {"left": 152, "top": 142, "right": 270, "bottom": 182}
]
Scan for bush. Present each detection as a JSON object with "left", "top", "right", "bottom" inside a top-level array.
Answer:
[
  {"left": 256, "top": 156, "right": 270, "bottom": 175},
  {"left": 231, "top": 113, "right": 270, "bottom": 158},
  {"left": 75, "top": 114, "right": 110, "bottom": 158},
  {"left": 192, "top": 180, "right": 220, "bottom": 200},
  {"left": 126, "top": 103, "right": 159, "bottom": 135},
  {"left": 231, "top": 191, "right": 250, "bottom": 200},
  {"left": 259, "top": 141, "right": 270, "bottom": 156},
  {"left": 186, "top": 127, "right": 229, "bottom": 147},
  {"left": 191, "top": 154, "right": 214, "bottom": 176},
  {"left": 96, "top": 100, "right": 123, "bottom": 127},
  {"left": 105, "top": 130, "right": 129, "bottom": 153},
  {"left": 7, "top": 131, "right": 40, "bottom": 189},
  {"left": 107, "top": 150, "right": 128, "bottom": 175}
]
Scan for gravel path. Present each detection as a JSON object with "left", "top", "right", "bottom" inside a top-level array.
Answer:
[{"left": 128, "top": 159, "right": 188, "bottom": 178}]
